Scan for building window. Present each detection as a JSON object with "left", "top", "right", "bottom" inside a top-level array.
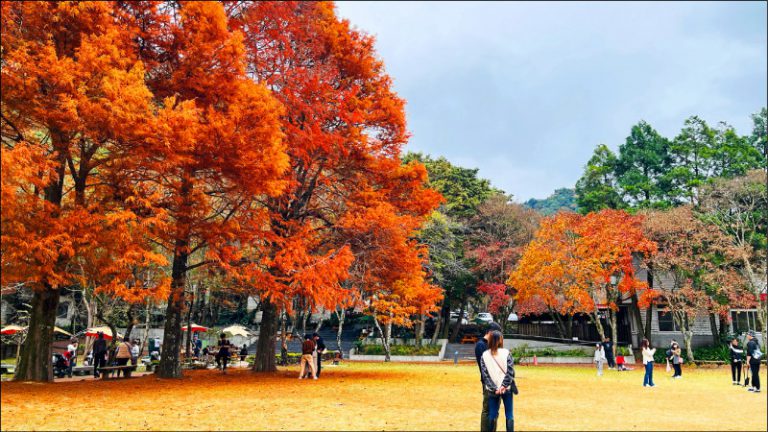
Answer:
[
  {"left": 657, "top": 311, "right": 679, "bottom": 332},
  {"left": 731, "top": 310, "right": 762, "bottom": 334}
]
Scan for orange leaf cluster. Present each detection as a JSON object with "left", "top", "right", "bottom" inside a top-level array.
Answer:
[{"left": 508, "top": 210, "right": 656, "bottom": 316}]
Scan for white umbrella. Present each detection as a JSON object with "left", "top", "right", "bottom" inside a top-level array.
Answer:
[{"left": 221, "top": 324, "right": 251, "bottom": 338}]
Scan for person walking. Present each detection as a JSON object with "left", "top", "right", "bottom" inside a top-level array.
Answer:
[
  {"left": 602, "top": 337, "right": 615, "bottom": 369},
  {"left": 239, "top": 344, "right": 248, "bottom": 363},
  {"left": 479, "top": 330, "right": 516, "bottom": 432},
  {"left": 476, "top": 322, "right": 503, "bottom": 432},
  {"left": 745, "top": 331, "right": 762, "bottom": 393},
  {"left": 66, "top": 338, "right": 78, "bottom": 378},
  {"left": 299, "top": 334, "right": 317, "bottom": 380},
  {"left": 670, "top": 342, "right": 683, "bottom": 379},
  {"left": 216, "top": 333, "right": 232, "bottom": 373},
  {"left": 313, "top": 333, "right": 326, "bottom": 378},
  {"left": 729, "top": 338, "right": 743, "bottom": 385},
  {"left": 92, "top": 332, "right": 108, "bottom": 378},
  {"left": 641, "top": 338, "right": 656, "bottom": 387},
  {"left": 594, "top": 343, "right": 606, "bottom": 376}
]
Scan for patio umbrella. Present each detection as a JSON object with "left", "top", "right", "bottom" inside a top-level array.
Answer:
[
  {"left": 85, "top": 326, "right": 122, "bottom": 340},
  {"left": 0, "top": 325, "right": 25, "bottom": 335},
  {"left": 181, "top": 323, "right": 208, "bottom": 332},
  {"left": 1, "top": 325, "right": 72, "bottom": 336},
  {"left": 221, "top": 324, "right": 251, "bottom": 338}
]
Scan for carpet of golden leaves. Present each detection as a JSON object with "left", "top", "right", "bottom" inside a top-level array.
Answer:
[{"left": 1, "top": 362, "right": 765, "bottom": 430}]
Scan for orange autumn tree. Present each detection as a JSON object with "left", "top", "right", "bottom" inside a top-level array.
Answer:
[
  {"left": 338, "top": 159, "right": 443, "bottom": 358},
  {"left": 509, "top": 212, "right": 594, "bottom": 338},
  {"left": 116, "top": 1, "right": 288, "bottom": 378},
  {"left": 509, "top": 210, "right": 656, "bottom": 344},
  {"left": 1, "top": 2, "right": 169, "bottom": 382},
  {"left": 225, "top": 1, "right": 440, "bottom": 371},
  {"left": 575, "top": 209, "right": 656, "bottom": 353}
]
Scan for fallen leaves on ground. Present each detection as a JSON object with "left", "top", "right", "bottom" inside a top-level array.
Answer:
[{"left": 1, "top": 362, "right": 765, "bottom": 431}]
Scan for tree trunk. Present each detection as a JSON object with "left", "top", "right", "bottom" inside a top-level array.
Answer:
[
  {"left": 140, "top": 300, "right": 152, "bottom": 358},
  {"left": 588, "top": 311, "right": 606, "bottom": 341},
  {"left": 450, "top": 300, "right": 466, "bottom": 343},
  {"left": 609, "top": 308, "right": 618, "bottom": 358},
  {"left": 644, "top": 304, "right": 653, "bottom": 343},
  {"left": 373, "top": 316, "right": 391, "bottom": 362},
  {"left": 185, "top": 290, "right": 195, "bottom": 358},
  {"left": 82, "top": 294, "right": 95, "bottom": 360},
  {"left": 279, "top": 310, "right": 288, "bottom": 367},
  {"left": 253, "top": 297, "right": 278, "bottom": 372},
  {"left": 431, "top": 313, "right": 442, "bottom": 345},
  {"left": 415, "top": 314, "right": 425, "bottom": 346},
  {"left": 629, "top": 293, "right": 646, "bottom": 347},
  {"left": 15, "top": 288, "right": 61, "bottom": 381},
  {"left": 156, "top": 243, "right": 189, "bottom": 379},
  {"left": 125, "top": 303, "right": 138, "bottom": 340},
  {"left": 314, "top": 308, "right": 324, "bottom": 334},
  {"left": 439, "top": 301, "right": 451, "bottom": 339},
  {"left": 335, "top": 308, "right": 345, "bottom": 355},
  {"left": 708, "top": 313, "right": 720, "bottom": 346}
]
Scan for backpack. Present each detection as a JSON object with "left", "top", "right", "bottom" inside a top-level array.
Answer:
[{"left": 753, "top": 347, "right": 763, "bottom": 360}]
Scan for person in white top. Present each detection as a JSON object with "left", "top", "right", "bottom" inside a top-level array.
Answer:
[
  {"left": 479, "top": 331, "right": 516, "bottom": 432},
  {"left": 594, "top": 343, "right": 606, "bottom": 376},
  {"left": 130, "top": 339, "right": 140, "bottom": 366},
  {"left": 66, "top": 338, "right": 78, "bottom": 378},
  {"left": 641, "top": 338, "right": 657, "bottom": 387}
]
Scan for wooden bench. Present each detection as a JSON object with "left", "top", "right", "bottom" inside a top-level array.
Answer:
[
  {"left": 460, "top": 335, "right": 478, "bottom": 344},
  {"left": 98, "top": 365, "right": 136, "bottom": 379}
]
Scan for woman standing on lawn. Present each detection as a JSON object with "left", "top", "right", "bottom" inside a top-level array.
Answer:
[
  {"left": 729, "top": 338, "right": 743, "bottom": 385},
  {"left": 480, "top": 330, "right": 516, "bottom": 432},
  {"left": 641, "top": 338, "right": 656, "bottom": 387},
  {"left": 594, "top": 343, "right": 606, "bottom": 376},
  {"left": 670, "top": 342, "right": 683, "bottom": 379}
]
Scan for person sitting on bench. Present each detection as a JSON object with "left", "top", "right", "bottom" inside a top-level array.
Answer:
[{"left": 115, "top": 336, "right": 133, "bottom": 377}]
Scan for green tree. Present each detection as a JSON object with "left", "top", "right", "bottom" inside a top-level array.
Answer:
[
  {"left": 575, "top": 144, "right": 625, "bottom": 213},
  {"left": 403, "top": 152, "right": 498, "bottom": 219},
  {"left": 748, "top": 107, "right": 767, "bottom": 169},
  {"left": 709, "top": 121, "right": 763, "bottom": 178},
  {"left": 524, "top": 188, "right": 577, "bottom": 215},
  {"left": 667, "top": 116, "right": 716, "bottom": 206},
  {"left": 615, "top": 121, "right": 672, "bottom": 208}
]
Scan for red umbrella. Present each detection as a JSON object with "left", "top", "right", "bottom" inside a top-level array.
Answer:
[
  {"left": 181, "top": 323, "right": 208, "bottom": 332},
  {"left": 85, "top": 326, "right": 121, "bottom": 340},
  {"left": 1, "top": 325, "right": 25, "bottom": 335}
]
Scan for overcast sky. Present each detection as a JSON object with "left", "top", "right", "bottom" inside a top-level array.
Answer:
[{"left": 335, "top": 1, "right": 767, "bottom": 202}]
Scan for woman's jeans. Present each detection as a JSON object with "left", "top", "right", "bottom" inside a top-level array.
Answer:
[
  {"left": 672, "top": 363, "right": 682, "bottom": 377},
  {"left": 487, "top": 390, "right": 513, "bottom": 422},
  {"left": 643, "top": 361, "right": 655, "bottom": 386},
  {"left": 731, "top": 361, "right": 742, "bottom": 382}
]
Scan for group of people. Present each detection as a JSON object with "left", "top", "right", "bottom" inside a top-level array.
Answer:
[
  {"left": 593, "top": 337, "right": 630, "bottom": 375},
  {"left": 729, "top": 331, "right": 762, "bottom": 393},
  {"left": 640, "top": 330, "right": 762, "bottom": 392},
  {"left": 475, "top": 323, "right": 517, "bottom": 432},
  {"left": 90, "top": 332, "right": 141, "bottom": 378},
  {"left": 298, "top": 332, "right": 326, "bottom": 380}
]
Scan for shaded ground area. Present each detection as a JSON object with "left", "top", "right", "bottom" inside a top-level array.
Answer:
[{"left": 1, "top": 362, "right": 765, "bottom": 431}]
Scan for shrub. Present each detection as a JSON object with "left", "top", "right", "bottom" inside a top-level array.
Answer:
[{"left": 357, "top": 344, "right": 441, "bottom": 356}]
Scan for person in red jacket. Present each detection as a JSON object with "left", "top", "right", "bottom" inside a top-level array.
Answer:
[{"left": 299, "top": 334, "right": 317, "bottom": 380}]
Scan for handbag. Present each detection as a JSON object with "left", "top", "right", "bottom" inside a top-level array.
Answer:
[
  {"left": 666, "top": 360, "right": 671, "bottom": 372},
  {"left": 490, "top": 353, "right": 519, "bottom": 396}
]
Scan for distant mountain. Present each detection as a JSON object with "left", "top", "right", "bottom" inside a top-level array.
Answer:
[{"left": 524, "top": 188, "right": 578, "bottom": 215}]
